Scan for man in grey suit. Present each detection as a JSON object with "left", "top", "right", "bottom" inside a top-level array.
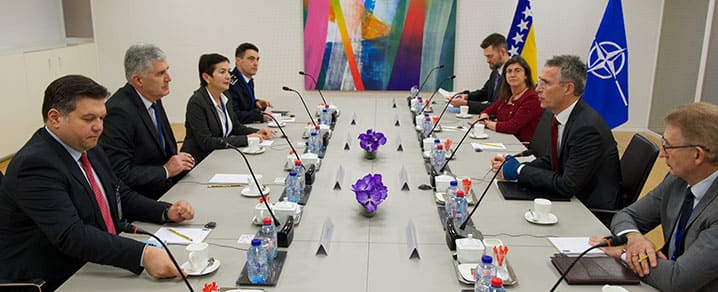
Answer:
[{"left": 609, "top": 102, "right": 718, "bottom": 291}]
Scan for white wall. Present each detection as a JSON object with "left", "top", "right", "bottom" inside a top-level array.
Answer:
[
  {"left": 91, "top": 0, "right": 662, "bottom": 129},
  {"left": 0, "top": 0, "right": 66, "bottom": 53}
]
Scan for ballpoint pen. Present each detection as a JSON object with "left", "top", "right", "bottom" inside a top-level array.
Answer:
[
  {"left": 208, "top": 184, "right": 244, "bottom": 188},
  {"left": 479, "top": 142, "right": 503, "bottom": 147},
  {"left": 168, "top": 228, "right": 193, "bottom": 242}
]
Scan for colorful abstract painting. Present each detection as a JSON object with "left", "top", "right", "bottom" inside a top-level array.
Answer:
[{"left": 303, "top": 0, "right": 456, "bottom": 91}]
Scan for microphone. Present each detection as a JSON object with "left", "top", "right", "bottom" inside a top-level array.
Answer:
[
  {"left": 419, "top": 75, "right": 456, "bottom": 114},
  {"left": 549, "top": 234, "right": 627, "bottom": 291},
  {"left": 262, "top": 112, "right": 300, "bottom": 163},
  {"left": 458, "top": 149, "right": 534, "bottom": 230},
  {"left": 416, "top": 64, "right": 445, "bottom": 93},
  {"left": 118, "top": 222, "right": 194, "bottom": 292},
  {"left": 428, "top": 90, "right": 470, "bottom": 136},
  {"left": 282, "top": 86, "right": 317, "bottom": 127},
  {"left": 222, "top": 139, "right": 281, "bottom": 227},
  {"left": 299, "top": 71, "right": 328, "bottom": 105}
]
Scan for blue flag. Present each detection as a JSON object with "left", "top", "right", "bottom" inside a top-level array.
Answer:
[{"left": 583, "top": 0, "right": 628, "bottom": 129}]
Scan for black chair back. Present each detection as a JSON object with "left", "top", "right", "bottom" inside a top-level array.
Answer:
[{"left": 618, "top": 133, "right": 659, "bottom": 208}]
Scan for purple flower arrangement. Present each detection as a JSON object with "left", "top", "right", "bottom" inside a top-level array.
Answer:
[
  {"left": 352, "top": 173, "right": 388, "bottom": 213},
  {"left": 358, "top": 129, "right": 387, "bottom": 153}
]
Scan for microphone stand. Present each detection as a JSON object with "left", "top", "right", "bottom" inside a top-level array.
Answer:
[
  {"left": 119, "top": 222, "right": 194, "bottom": 292},
  {"left": 419, "top": 75, "right": 456, "bottom": 115},
  {"left": 282, "top": 86, "right": 317, "bottom": 127},
  {"left": 438, "top": 119, "right": 481, "bottom": 173},
  {"left": 427, "top": 90, "right": 469, "bottom": 136},
  {"left": 459, "top": 158, "right": 507, "bottom": 230},
  {"left": 299, "top": 71, "right": 328, "bottom": 105},
  {"left": 224, "top": 141, "right": 281, "bottom": 227},
  {"left": 416, "top": 64, "right": 445, "bottom": 93}
]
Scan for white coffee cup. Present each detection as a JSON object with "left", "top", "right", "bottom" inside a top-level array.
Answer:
[
  {"left": 415, "top": 114, "right": 424, "bottom": 128},
  {"left": 248, "top": 174, "right": 264, "bottom": 195},
  {"left": 602, "top": 285, "right": 629, "bottom": 292},
  {"left": 459, "top": 106, "right": 469, "bottom": 116},
  {"left": 247, "top": 137, "right": 261, "bottom": 152},
  {"left": 473, "top": 124, "right": 485, "bottom": 137},
  {"left": 533, "top": 198, "right": 552, "bottom": 222},
  {"left": 271, "top": 113, "right": 283, "bottom": 124},
  {"left": 186, "top": 242, "right": 209, "bottom": 272}
]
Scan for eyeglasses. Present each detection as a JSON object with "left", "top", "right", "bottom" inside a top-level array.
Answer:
[{"left": 660, "top": 136, "right": 710, "bottom": 152}]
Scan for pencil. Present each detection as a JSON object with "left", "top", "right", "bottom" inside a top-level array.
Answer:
[
  {"left": 207, "top": 184, "right": 244, "bottom": 188},
  {"left": 167, "top": 228, "right": 193, "bottom": 242},
  {"left": 638, "top": 254, "right": 649, "bottom": 262}
]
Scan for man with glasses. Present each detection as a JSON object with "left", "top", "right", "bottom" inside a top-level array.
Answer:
[
  {"left": 492, "top": 55, "right": 622, "bottom": 211},
  {"left": 604, "top": 102, "right": 718, "bottom": 291}
]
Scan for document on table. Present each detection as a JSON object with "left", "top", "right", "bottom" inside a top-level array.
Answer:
[
  {"left": 548, "top": 237, "right": 606, "bottom": 256},
  {"left": 471, "top": 142, "right": 507, "bottom": 151},
  {"left": 438, "top": 88, "right": 460, "bottom": 99},
  {"left": 150, "top": 227, "right": 211, "bottom": 245},
  {"left": 208, "top": 173, "right": 249, "bottom": 184}
]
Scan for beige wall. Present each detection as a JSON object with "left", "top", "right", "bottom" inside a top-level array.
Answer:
[{"left": 90, "top": 0, "right": 662, "bottom": 129}]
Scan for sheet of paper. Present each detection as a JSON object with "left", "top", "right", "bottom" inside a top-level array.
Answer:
[
  {"left": 260, "top": 140, "right": 274, "bottom": 147},
  {"left": 438, "top": 88, "right": 459, "bottom": 99},
  {"left": 208, "top": 173, "right": 249, "bottom": 184},
  {"left": 150, "top": 227, "right": 211, "bottom": 245},
  {"left": 471, "top": 142, "right": 507, "bottom": 151},
  {"left": 548, "top": 237, "right": 606, "bottom": 255}
]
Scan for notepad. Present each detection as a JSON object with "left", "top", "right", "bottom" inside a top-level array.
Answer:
[
  {"left": 208, "top": 173, "right": 249, "bottom": 184},
  {"left": 471, "top": 142, "right": 507, "bottom": 151},
  {"left": 150, "top": 227, "right": 211, "bottom": 245},
  {"left": 548, "top": 237, "right": 606, "bottom": 255}
]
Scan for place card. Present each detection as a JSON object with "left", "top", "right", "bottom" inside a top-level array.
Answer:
[
  {"left": 351, "top": 112, "right": 357, "bottom": 125},
  {"left": 344, "top": 132, "right": 352, "bottom": 150},
  {"left": 395, "top": 134, "right": 403, "bottom": 151},
  {"left": 333, "top": 165, "right": 345, "bottom": 190},
  {"left": 316, "top": 217, "right": 334, "bottom": 256},
  {"left": 406, "top": 220, "right": 421, "bottom": 259},
  {"left": 400, "top": 166, "right": 410, "bottom": 191}
]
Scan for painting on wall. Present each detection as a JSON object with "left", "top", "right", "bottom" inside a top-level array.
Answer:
[{"left": 303, "top": 0, "right": 456, "bottom": 91}]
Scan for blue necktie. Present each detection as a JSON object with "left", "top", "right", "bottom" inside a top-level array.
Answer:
[
  {"left": 248, "top": 78, "right": 256, "bottom": 109},
  {"left": 150, "top": 103, "right": 166, "bottom": 155},
  {"left": 671, "top": 187, "right": 695, "bottom": 260}
]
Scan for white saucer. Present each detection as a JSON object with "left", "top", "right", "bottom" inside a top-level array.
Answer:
[
  {"left": 469, "top": 132, "right": 489, "bottom": 139},
  {"left": 524, "top": 211, "right": 558, "bottom": 225},
  {"left": 181, "top": 258, "right": 221, "bottom": 276},
  {"left": 267, "top": 121, "right": 286, "bottom": 128},
  {"left": 241, "top": 186, "right": 270, "bottom": 197},
  {"left": 240, "top": 147, "right": 265, "bottom": 154},
  {"left": 456, "top": 113, "right": 472, "bottom": 119}
]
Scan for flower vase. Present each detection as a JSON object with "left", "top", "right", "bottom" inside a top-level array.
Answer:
[
  {"left": 360, "top": 206, "right": 377, "bottom": 217},
  {"left": 364, "top": 151, "right": 377, "bottom": 160}
]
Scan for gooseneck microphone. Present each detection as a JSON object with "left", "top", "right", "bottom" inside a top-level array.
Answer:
[
  {"left": 222, "top": 139, "right": 281, "bottom": 227},
  {"left": 118, "top": 222, "right": 194, "bottom": 292},
  {"left": 416, "top": 64, "right": 445, "bottom": 93},
  {"left": 458, "top": 149, "right": 535, "bottom": 230},
  {"left": 298, "top": 71, "right": 328, "bottom": 105},
  {"left": 549, "top": 234, "right": 628, "bottom": 291},
  {"left": 282, "top": 86, "right": 317, "bottom": 127},
  {"left": 428, "top": 90, "right": 470, "bottom": 136},
  {"left": 438, "top": 118, "right": 480, "bottom": 173},
  {"left": 261, "top": 112, "right": 301, "bottom": 163},
  {"left": 420, "top": 75, "right": 456, "bottom": 114}
]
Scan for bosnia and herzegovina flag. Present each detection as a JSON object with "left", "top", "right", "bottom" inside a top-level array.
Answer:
[
  {"left": 507, "top": 0, "right": 537, "bottom": 81},
  {"left": 584, "top": 0, "right": 629, "bottom": 129}
]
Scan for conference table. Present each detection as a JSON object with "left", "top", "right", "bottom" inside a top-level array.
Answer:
[{"left": 60, "top": 95, "right": 657, "bottom": 291}]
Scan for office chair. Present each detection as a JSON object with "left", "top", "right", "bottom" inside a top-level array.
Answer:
[
  {"left": 0, "top": 279, "right": 45, "bottom": 292},
  {"left": 591, "top": 133, "right": 659, "bottom": 227}
]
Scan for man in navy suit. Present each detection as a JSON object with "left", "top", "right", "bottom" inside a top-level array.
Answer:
[
  {"left": 450, "top": 33, "right": 509, "bottom": 113},
  {"left": 0, "top": 75, "right": 195, "bottom": 290},
  {"left": 100, "top": 44, "right": 196, "bottom": 199},
  {"left": 227, "top": 42, "right": 273, "bottom": 124},
  {"left": 493, "top": 55, "right": 622, "bottom": 210}
]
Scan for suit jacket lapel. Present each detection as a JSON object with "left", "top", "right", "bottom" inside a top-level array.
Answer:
[
  {"left": 200, "top": 88, "right": 224, "bottom": 133},
  {"left": 686, "top": 178, "right": 718, "bottom": 230},
  {"left": 127, "top": 85, "right": 165, "bottom": 152},
  {"left": 558, "top": 99, "right": 584, "bottom": 162}
]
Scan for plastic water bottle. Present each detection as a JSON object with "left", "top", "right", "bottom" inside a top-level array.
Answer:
[
  {"left": 410, "top": 86, "right": 419, "bottom": 98},
  {"left": 444, "top": 180, "right": 458, "bottom": 219},
  {"left": 431, "top": 144, "right": 446, "bottom": 171},
  {"left": 431, "top": 138, "right": 440, "bottom": 156},
  {"left": 313, "top": 125, "right": 323, "bottom": 152},
  {"left": 320, "top": 108, "right": 330, "bottom": 125},
  {"left": 415, "top": 97, "right": 424, "bottom": 113},
  {"left": 453, "top": 190, "right": 468, "bottom": 223},
  {"left": 293, "top": 160, "right": 306, "bottom": 191},
  {"left": 257, "top": 217, "right": 278, "bottom": 260},
  {"left": 487, "top": 277, "right": 505, "bottom": 292},
  {"left": 308, "top": 132, "right": 319, "bottom": 154},
  {"left": 285, "top": 171, "right": 300, "bottom": 203},
  {"left": 475, "top": 255, "right": 497, "bottom": 292},
  {"left": 423, "top": 117, "right": 433, "bottom": 137},
  {"left": 247, "top": 239, "right": 269, "bottom": 284}
]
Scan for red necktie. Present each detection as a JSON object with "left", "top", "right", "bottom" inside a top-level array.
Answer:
[
  {"left": 551, "top": 117, "right": 560, "bottom": 172},
  {"left": 80, "top": 152, "right": 116, "bottom": 234}
]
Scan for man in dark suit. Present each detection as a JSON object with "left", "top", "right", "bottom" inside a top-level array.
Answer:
[
  {"left": 0, "top": 75, "right": 195, "bottom": 290},
  {"left": 227, "top": 42, "right": 273, "bottom": 124},
  {"left": 600, "top": 102, "right": 718, "bottom": 291},
  {"left": 494, "top": 55, "right": 621, "bottom": 210},
  {"left": 100, "top": 44, "right": 196, "bottom": 199},
  {"left": 450, "top": 33, "right": 509, "bottom": 114}
]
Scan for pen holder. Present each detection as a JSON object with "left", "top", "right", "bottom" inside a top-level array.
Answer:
[{"left": 277, "top": 216, "right": 294, "bottom": 248}]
